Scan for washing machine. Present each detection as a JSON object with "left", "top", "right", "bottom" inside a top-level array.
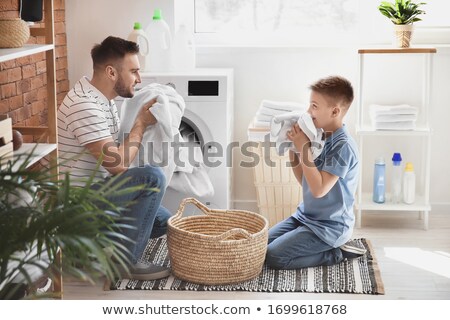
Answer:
[{"left": 118, "top": 69, "right": 233, "bottom": 215}]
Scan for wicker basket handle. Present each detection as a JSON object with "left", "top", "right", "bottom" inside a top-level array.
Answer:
[
  {"left": 173, "top": 197, "right": 210, "bottom": 219},
  {"left": 212, "top": 228, "right": 253, "bottom": 241}
]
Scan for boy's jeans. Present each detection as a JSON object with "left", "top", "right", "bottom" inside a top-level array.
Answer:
[
  {"left": 93, "top": 165, "right": 171, "bottom": 264},
  {"left": 266, "top": 216, "right": 344, "bottom": 269}
]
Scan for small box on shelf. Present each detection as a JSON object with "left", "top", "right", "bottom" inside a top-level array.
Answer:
[{"left": 0, "top": 117, "right": 13, "bottom": 164}]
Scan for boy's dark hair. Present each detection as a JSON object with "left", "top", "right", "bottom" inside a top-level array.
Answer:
[
  {"left": 309, "top": 76, "right": 354, "bottom": 109},
  {"left": 91, "top": 36, "right": 139, "bottom": 71}
]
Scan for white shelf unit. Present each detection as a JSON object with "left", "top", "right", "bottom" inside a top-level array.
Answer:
[
  {"left": 0, "top": 0, "right": 61, "bottom": 295},
  {"left": 0, "top": 44, "right": 54, "bottom": 63},
  {"left": 355, "top": 48, "right": 436, "bottom": 230},
  {"left": 6, "top": 143, "right": 57, "bottom": 171}
]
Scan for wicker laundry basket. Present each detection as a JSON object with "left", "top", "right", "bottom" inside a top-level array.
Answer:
[
  {"left": 247, "top": 122, "right": 303, "bottom": 227},
  {"left": 0, "top": 18, "right": 30, "bottom": 48},
  {"left": 167, "top": 198, "right": 268, "bottom": 285}
]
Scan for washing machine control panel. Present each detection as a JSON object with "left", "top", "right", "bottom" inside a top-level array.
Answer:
[
  {"left": 138, "top": 72, "right": 228, "bottom": 103},
  {"left": 187, "top": 80, "right": 219, "bottom": 96}
]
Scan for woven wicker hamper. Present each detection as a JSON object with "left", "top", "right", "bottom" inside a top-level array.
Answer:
[
  {"left": 167, "top": 198, "right": 268, "bottom": 285},
  {"left": 0, "top": 18, "right": 30, "bottom": 48}
]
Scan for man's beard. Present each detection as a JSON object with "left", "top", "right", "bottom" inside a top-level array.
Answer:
[{"left": 114, "top": 75, "right": 134, "bottom": 98}]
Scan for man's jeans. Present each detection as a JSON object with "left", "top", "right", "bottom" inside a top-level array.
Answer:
[
  {"left": 266, "top": 216, "right": 344, "bottom": 269},
  {"left": 93, "top": 165, "right": 171, "bottom": 264}
]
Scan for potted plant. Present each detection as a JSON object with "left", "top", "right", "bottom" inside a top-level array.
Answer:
[
  {"left": 0, "top": 153, "right": 142, "bottom": 299},
  {"left": 378, "top": 0, "right": 426, "bottom": 48}
]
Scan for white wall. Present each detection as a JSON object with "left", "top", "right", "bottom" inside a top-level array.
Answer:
[
  {"left": 65, "top": 1, "right": 450, "bottom": 212},
  {"left": 66, "top": 0, "right": 174, "bottom": 84}
]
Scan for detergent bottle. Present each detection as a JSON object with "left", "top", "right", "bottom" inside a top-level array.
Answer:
[
  {"left": 145, "top": 9, "right": 172, "bottom": 72},
  {"left": 171, "top": 24, "right": 196, "bottom": 71},
  {"left": 127, "top": 22, "right": 149, "bottom": 71},
  {"left": 373, "top": 157, "right": 386, "bottom": 203},
  {"left": 391, "top": 152, "right": 402, "bottom": 203},
  {"left": 403, "top": 162, "right": 416, "bottom": 204}
]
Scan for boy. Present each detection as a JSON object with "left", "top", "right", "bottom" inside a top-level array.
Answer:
[{"left": 266, "top": 76, "right": 364, "bottom": 269}]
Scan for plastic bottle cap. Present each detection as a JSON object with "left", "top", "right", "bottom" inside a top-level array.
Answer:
[
  {"left": 133, "top": 22, "right": 142, "bottom": 30},
  {"left": 405, "top": 162, "right": 414, "bottom": 172},
  {"left": 153, "top": 9, "right": 162, "bottom": 20},
  {"left": 375, "top": 157, "right": 385, "bottom": 165},
  {"left": 392, "top": 152, "right": 402, "bottom": 165}
]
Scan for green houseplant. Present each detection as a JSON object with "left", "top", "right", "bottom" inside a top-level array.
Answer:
[
  {"left": 0, "top": 152, "right": 144, "bottom": 299},
  {"left": 378, "top": 0, "right": 426, "bottom": 47}
]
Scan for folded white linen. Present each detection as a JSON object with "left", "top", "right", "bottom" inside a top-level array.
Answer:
[
  {"left": 370, "top": 114, "right": 417, "bottom": 122},
  {"left": 253, "top": 119, "right": 271, "bottom": 128},
  {"left": 270, "top": 111, "right": 324, "bottom": 159},
  {"left": 373, "top": 121, "right": 416, "bottom": 130},
  {"left": 261, "top": 99, "right": 305, "bottom": 112},
  {"left": 258, "top": 106, "right": 294, "bottom": 117},
  {"left": 369, "top": 104, "right": 419, "bottom": 116},
  {"left": 255, "top": 112, "right": 273, "bottom": 122}
]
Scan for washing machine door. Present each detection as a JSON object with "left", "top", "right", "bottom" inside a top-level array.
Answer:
[{"left": 162, "top": 109, "right": 219, "bottom": 216}]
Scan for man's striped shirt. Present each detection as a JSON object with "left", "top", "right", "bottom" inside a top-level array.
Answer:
[{"left": 57, "top": 76, "right": 120, "bottom": 185}]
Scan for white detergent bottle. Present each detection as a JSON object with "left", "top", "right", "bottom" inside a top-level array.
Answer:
[
  {"left": 127, "top": 22, "right": 149, "bottom": 71},
  {"left": 171, "top": 24, "right": 196, "bottom": 71},
  {"left": 391, "top": 152, "right": 402, "bottom": 203},
  {"left": 403, "top": 162, "right": 416, "bottom": 204},
  {"left": 145, "top": 9, "right": 172, "bottom": 72}
]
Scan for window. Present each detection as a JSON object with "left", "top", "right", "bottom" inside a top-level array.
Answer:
[
  {"left": 195, "top": 0, "right": 357, "bottom": 34},
  {"left": 177, "top": 0, "right": 449, "bottom": 45}
]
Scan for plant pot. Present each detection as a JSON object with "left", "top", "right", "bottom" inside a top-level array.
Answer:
[
  {"left": 0, "top": 18, "right": 30, "bottom": 48},
  {"left": 393, "top": 24, "right": 413, "bottom": 48}
]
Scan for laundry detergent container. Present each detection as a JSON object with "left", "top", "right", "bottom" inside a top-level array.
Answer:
[
  {"left": 167, "top": 198, "right": 268, "bottom": 285},
  {"left": 247, "top": 122, "right": 303, "bottom": 227}
]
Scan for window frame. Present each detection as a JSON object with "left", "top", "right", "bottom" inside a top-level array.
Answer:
[{"left": 175, "top": 0, "right": 450, "bottom": 46}]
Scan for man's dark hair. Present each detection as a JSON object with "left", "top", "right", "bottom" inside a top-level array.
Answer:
[
  {"left": 309, "top": 76, "right": 354, "bottom": 109},
  {"left": 91, "top": 36, "right": 139, "bottom": 71}
]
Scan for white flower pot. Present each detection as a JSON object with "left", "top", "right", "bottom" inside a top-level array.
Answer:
[{"left": 393, "top": 24, "right": 413, "bottom": 48}]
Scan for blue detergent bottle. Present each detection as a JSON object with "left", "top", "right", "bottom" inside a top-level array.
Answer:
[{"left": 373, "top": 157, "right": 386, "bottom": 203}]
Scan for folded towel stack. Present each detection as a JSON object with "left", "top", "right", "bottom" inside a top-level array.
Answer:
[
  {"left": 369, "top": 104, "right": 419, "bottom": 130},
  {"left": 252, "top": 99, "right": 306, "bottom": 128}
]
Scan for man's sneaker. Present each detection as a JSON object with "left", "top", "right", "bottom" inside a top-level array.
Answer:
[
  {"left": 118, "top": 262, "right": 171, "bottom": 281},
  {"left": 340, "top": 243, "right": 367, "bottom": 261}
]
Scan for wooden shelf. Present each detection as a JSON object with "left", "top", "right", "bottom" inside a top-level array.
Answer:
[
  {"left": 358, "top": 47, "right": 437, "bottom": 54},
  {"left": 1, "top": 0, "right": 62, "bottom": 297},
  {"left": 0, "top": 44, "right": 54, "bottom": 63},
  {"left": 356, "top": 193, "right": 431, "bottom": 212}
]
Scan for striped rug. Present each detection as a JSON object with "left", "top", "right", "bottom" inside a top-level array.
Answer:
[{"left": 109, "top": 237, "right": 384, "bottom": 294}]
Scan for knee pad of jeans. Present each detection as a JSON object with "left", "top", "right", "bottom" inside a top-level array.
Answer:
[
  {"left": 142, "top": 165, "right": 166, "bottom": 189},
  {"left": 265, "top": 247, "right": 289, "bottom": 269}
]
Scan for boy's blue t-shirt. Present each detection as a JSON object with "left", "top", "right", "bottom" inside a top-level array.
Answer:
[{"left": 293, "top": 125, "right": 359, "bottom": 248}]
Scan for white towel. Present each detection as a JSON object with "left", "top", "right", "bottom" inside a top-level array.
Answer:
[
  {"left": 370, "top": 114, "right": 417, "bottom": 122},
  {"left": 254, "top": 112, "right": 273, "bottom": 122},
  {"left": 119, "top": 83, "right": 187, "bottom": 185},
  {"left": 168, "top": 142, "right": 214, "bottom": 198},
  {"left": 369, "top": 104, "right": 419, "bottom": 116},
  {"left": 261, "top": 99, "right": 305, "bottom": 112},
  {"left": 253, "top": 119, "right": 271, "bottom": 128},
  {"left": 270, "top": 111, "right": 324, "bottom": 159},
  {"left": 373, "top": 121, "right": 416, "bottom": 130}
]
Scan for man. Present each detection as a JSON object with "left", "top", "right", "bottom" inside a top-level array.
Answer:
[{"left": 57, "top": 36, "right": 171, "bottom": 280}]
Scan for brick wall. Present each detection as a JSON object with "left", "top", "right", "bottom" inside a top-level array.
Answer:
[{"left": 0, "top": 0, "right": 69, "bottom": 142}]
